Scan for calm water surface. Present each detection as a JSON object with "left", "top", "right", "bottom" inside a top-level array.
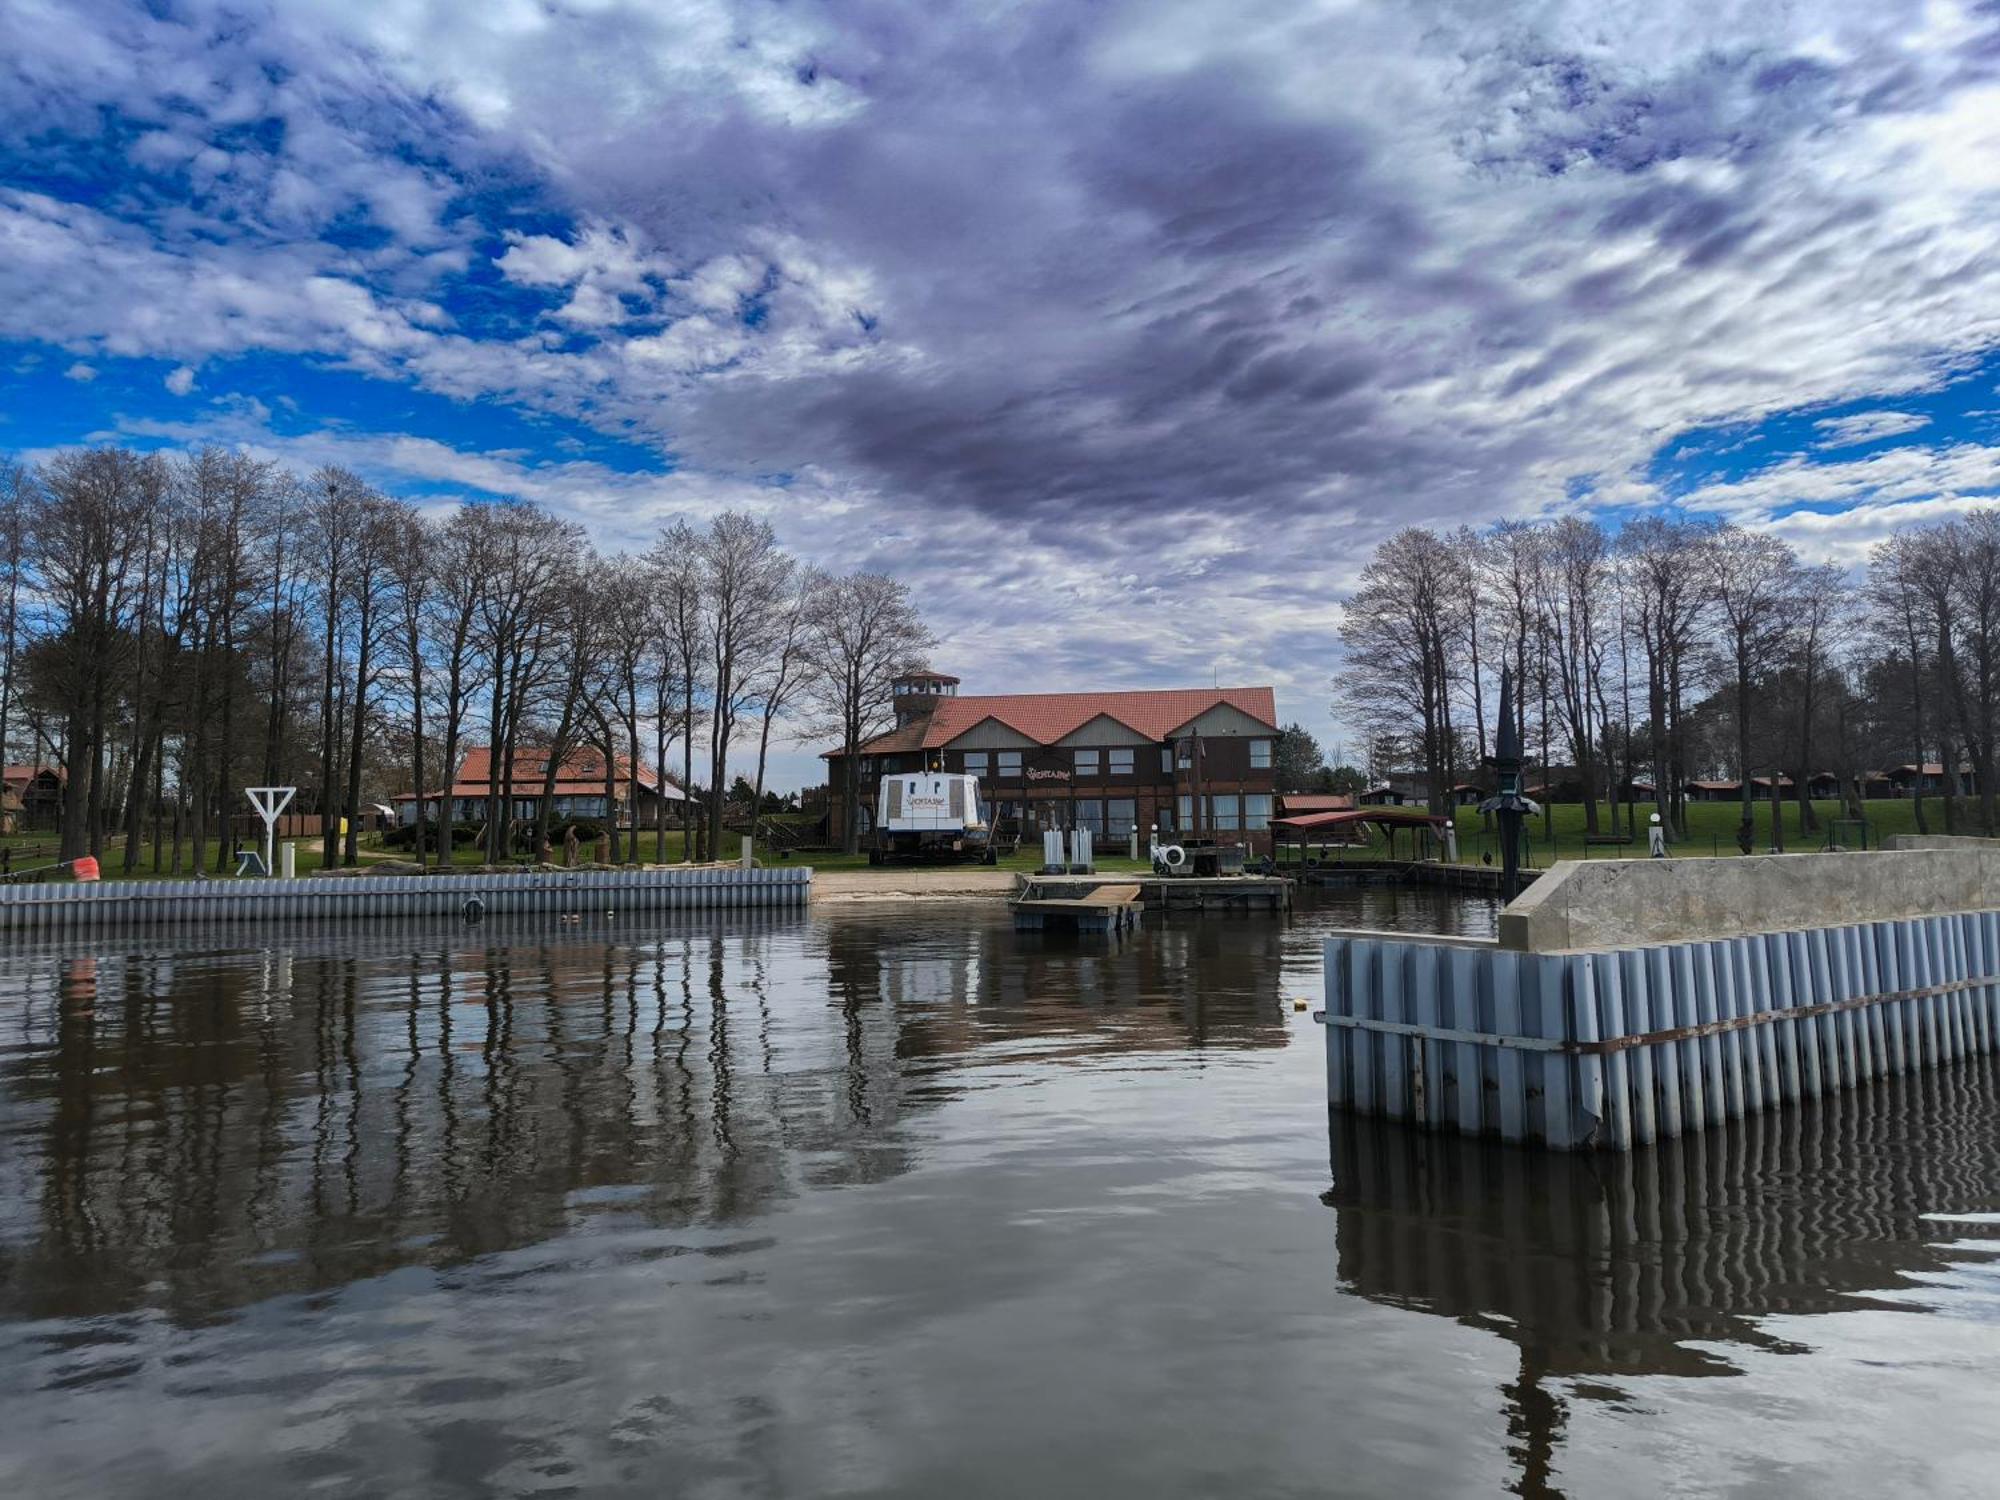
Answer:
[{"left": 1, "top": 887, "right": 1997, "bottom": 1498}]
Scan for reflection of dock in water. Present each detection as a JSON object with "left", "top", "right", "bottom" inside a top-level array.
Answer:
[{"left": 1326, "top": 1056, "right": 2000, "bottom": 1495}]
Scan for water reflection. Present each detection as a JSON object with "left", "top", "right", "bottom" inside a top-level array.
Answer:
[
  {"left": 1326, "top": 1058, "right": 2000, "bottom": 1497},
  {"left": 0, "top": 907, "right": 1309, "bottom": 1326}
]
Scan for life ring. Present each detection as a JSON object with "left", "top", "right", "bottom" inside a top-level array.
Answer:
[{"left": 1158, "top": 844, "right": 1187, "bottom": 870}]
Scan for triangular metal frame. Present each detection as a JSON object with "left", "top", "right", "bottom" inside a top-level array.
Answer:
[{"left": 245, "top": 786, "right": 297, "bottom": 879}]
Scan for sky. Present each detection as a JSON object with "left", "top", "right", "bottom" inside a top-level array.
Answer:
[{"left": 5, "top": 0, "right": 2000, "bottom": 791}]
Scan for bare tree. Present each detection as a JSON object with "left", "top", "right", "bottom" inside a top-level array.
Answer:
[
  {"left": 32, "top": 449, "right": 156, "bottom": 860},
  {"left": 339, "top": 493, "right": 398, "bottom": 867},
  {"left": 385, "top": 503, "right": 437, "bottom": 867},
  {"left": 476, "top": 502, "right": 584, "bottom": 863},
  {"left": 748, "top": 566, "right": 824, "bottom": 831},
  {"left": 1705, "top": 525, "right": 1799, "bottom": 838},
  {"left": 428, "top": 504, "right": 496, "bottom": 856},
  {"left": 1948, "top": 512, "right": 2000, "bottom": 835},
  {"left": 529, "top": 549, "right": 604, "bottom": 861},
  {"left": 596, "top": 558, "right": 656, "bottom": 864},
  {"left": 696, "top": 513, "right": 793, "bottom": 859},
  {"left": 1786, "top": 563, "right": 1848, "bottom": 835},
  {"left": 806, "top": 572, "right": 933, "bottom": 853},
  {"left": 1904, "top": 526, "right": 1969, "bottom": 833},
  {"left": 308, "top": 468, "right": 365, "bottom": 870},
  {"left": 1482, "top": 522, "right": 1547, "bottom": 811},
  {"left": 646, "top": 521, "right": 706, "bottom": 862},
  {"left": 1340, "top": 528, "right": 1461, "bottom": 813},
  {"left": 1619, "top": 517, "right": 1711, "bottom": 838},
  {"left": 1866, "top": 533, "right": 1934, "bottom": 835},
  {"left": 1536, "top": 518, "right": 1611, "bottom": 833},
  {"left": 0, "top": 464, "right": 29, "bottom": 779}
]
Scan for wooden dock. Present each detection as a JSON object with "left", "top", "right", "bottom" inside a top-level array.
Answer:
[
  {"left": 1011, "top": 881, "right": 1144, "bottom": 933},
  {"left": 1011, "top": 871, "right": 1292, "bottom": 914},
  {"left": 1295, "top": 860, "right": 1540, "bottom": 897}
]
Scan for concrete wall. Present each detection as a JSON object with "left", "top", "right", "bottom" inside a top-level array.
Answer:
[
  {"left": 1882, "top": 834, "right": 2000, "bottom": 851},
  {"left": 1498, "top": 848, "right": 2000, "bottom": 953}
]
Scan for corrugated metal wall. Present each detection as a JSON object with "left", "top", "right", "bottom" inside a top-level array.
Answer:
[{"left": 1321, "top": 912, "right": 2000, "bottom": 1149}]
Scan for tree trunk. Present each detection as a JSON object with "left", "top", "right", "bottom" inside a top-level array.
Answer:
[
  {"left": 601, "top": 722, "right": 620, "bottom": 865},
  {"left": 319, "top": 575, "right": 341, "bottom": 871},
  {"left": 342, "top": 592, "right": 374, "bottom": 867},
  {"left": 484, "top": 650, "right": 508, "bottom": 864},
  {"left": 1736, "top": 644, "right": 1754, "bottom": 844}
]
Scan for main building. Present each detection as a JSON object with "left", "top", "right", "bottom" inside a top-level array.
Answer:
[{"left": 824, "top": 672, "right": 1281, "bottom": 853}]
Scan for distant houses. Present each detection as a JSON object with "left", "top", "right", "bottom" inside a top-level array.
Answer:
[
  {"left": 394, "top": 746, "right": 685, "bottom": 829},
  {"left": 2, "top": 765, "right": 63, "bottom": 831}
]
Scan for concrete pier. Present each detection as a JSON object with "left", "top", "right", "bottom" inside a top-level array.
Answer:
[{"left": 1317, "top": 848, "right": 2000, "bottom": 1149}]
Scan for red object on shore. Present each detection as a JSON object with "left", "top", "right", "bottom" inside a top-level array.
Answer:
[{"left": 68, "top": 856, "right": 100, "bottom": 883}]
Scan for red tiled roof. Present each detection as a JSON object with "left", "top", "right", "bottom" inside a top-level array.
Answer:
[
  {"left": 839, "top": 686, "right": 1277, "bottom": 757},
  {"left": 3, "top": 764, "right": 63, "bottom": 786},
  {"left": 395, "top": 746, "right": 680, "bottom": 802}
]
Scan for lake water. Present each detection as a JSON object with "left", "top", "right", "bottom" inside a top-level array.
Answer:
[{"left": 1, "top": 888, "right": 1997, "bottom": 1498}]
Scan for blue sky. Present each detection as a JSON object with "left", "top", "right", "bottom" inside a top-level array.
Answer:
[{"left": 6, "top": 0, "right": 2000, "bottom": 787}]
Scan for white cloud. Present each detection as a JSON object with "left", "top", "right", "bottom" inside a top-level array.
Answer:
[
  {"left": 1813, "top": 410, "right": 1931, "bottom": 448},
  {"left": 13, "top": 0, "right": 2000, "bottom": 770},
  {"left": 63, "top": 361, "right": 97, "bottom": 381},
  {"left": 164, "top": 365, "right": 197, "bottom": 395}
]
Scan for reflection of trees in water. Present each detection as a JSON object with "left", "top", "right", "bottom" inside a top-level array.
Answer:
[
  {"left": 0, "top": 909, "right": 1290, "bottom": 1323},
  {"left": 1326, "top": 1056, "right": 2000, "bottom": 1498}
]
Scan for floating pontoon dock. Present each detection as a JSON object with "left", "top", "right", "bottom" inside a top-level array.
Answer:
[
  {"left": 1011, "top": 880, "right": 1144, "bottom": 933},
  {"left": 1317, "top": 839, "right": 2000, "bottom": 1150},
  {"left": 1010, "top": 871, "right": 1290, "bottom": 914},
  {"left": 0, "top": 864, "right": 812, "bottom": 934}
]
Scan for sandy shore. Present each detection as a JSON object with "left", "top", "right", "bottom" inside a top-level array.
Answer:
[{"left": 810, "top": 868, "right": 1015, "bottom": 903}]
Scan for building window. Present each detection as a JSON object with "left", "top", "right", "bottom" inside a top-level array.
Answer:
[
  {"left": 1212, "top": 794, "right": 1241, "bottom": 831},
  {"left": 1250, "top": 739, "right": 1272, "bottom": 770},
  {"left": 1176, "top": 795, "right": 1193, "bottom": 828},
  {"left": 1244, "top": 793, "right": 1272, "bottom": 831},
  {"left": 1107, "top": 799, "right": 1136, "bottom": 838},
  {"left": 1177, "top": 744, "right": 1193, "bottom": 769},
  {"left": 1156, "top": 803, "right": 1175, "bottom": 833},
  {"left": 963, "top": 751, "right": 989, "bottom": 776},
  {"left": 1075, "top": 748, "right": 1100, "bottom": 776},
  {"left": 858, "top": 757, "right": 874, "bottom": 775},
  {"left": 1161, "top": 747, "right": 1174, "bottom": 774},
  {"left": 1075, "top": 799, "right": 1104, "bottom": 835},
  {"left": 1109, "top": 747, "right": 1134, "bottom": 775},
  {"left": 997, "top": 750, "right": 1022, "bottom": 777}
]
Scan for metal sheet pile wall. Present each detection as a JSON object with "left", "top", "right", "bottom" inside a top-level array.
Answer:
[
  {"left": 1322, "top": 912, "right": 2000, "bottom": 1149},
  {"left": 0, "top": 866, "right": 814, "bottom": 934}
]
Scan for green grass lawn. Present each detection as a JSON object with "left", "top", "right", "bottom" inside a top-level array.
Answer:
[
  {"left": 0, "top": 826, "right": 753, "bottom": 882},
  {"left": 7, "top": 796, "right": 1964, "bottom": 884},
  {"left": 1285, "top": 796, "right": 1950, "bottom": 870}
]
